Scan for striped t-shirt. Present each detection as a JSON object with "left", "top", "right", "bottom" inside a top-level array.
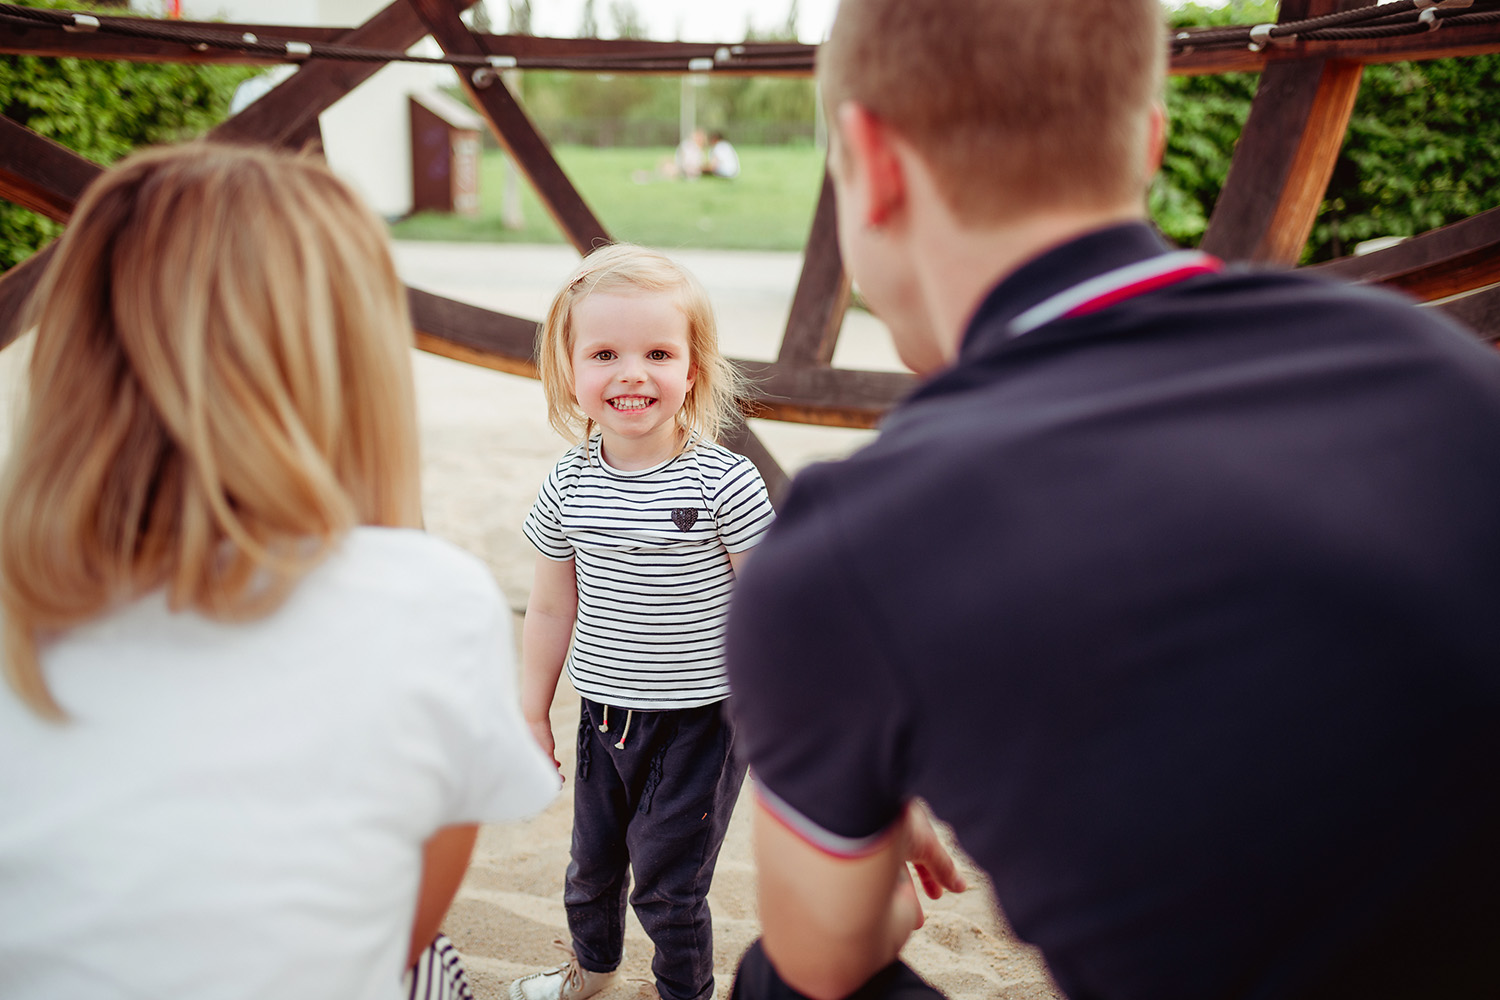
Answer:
[{"left": 523, "top": 436, "right": 775, "bottom": 709}]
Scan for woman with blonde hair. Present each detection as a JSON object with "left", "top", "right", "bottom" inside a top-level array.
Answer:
[{"left": 0, "top": 143, "right": 558, "bottom": 999}]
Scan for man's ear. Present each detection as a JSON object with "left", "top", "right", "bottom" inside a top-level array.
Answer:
[
  {"left": 1145, "top": 102, "right": 1167, "bottom": 177},
  {"left": 834, "top": 101, "right": 906, "bottom": 228}
]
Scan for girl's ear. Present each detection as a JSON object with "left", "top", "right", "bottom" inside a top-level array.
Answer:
[{"left": 686, "top": 360, "right": 698, "bottom": 391}]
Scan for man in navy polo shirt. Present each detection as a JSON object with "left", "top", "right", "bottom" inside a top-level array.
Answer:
[{"left": 724, "top": 1, "right": 1500, "bottom": 998}]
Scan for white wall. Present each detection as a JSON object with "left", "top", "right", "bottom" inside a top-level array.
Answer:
[{"left": 144, "top": 0, "right": 464, "bottom": 218}]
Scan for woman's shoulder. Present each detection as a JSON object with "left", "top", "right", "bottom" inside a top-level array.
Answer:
[{"left": 323, "top": 527, "right": 502, "bottom": 611}]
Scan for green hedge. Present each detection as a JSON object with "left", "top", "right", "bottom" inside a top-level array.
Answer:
[
  {"left": 1154, "top": 0, "right": 1500, "bottom": 263},
  {"left": 0, "top": 0, "right": 253, "bottom": 270}
]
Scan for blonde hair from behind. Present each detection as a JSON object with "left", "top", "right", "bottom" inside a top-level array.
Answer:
[
  {"left": 819, "top": 0, "right": 1166, "bottom": 224},
  {"left": 0, "top": 142, "right": 422, "bottom": 719},
  {"left": 537, "top": 243, "right": 745, "bottom": 452}
]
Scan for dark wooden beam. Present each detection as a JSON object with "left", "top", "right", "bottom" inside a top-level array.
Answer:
[
  {"left": 0, "top": 118, "right": 89, "bottom": 349},
  {"left": 409, "top": 287, "right": 539, "bottom": 378},
  {"left": 721, "top": 418, "right": 791, "bottom": 509},
  {"left": 0, "top": 0, "right": 470, "bottom": 344},
  {"left": 212, "top": 0, "right": 478, "bottom": 147},
  {"left": 5, "top": 10, "right": 1498, "bottom": 75},
  {"left": 473, "top": 34, "right": 814, "bottom": 75},
  {"left": 778, "top": 169, "right": 850, "bottom": 367},
  {"left": 1433, "top": 283, "right": 1500, "bottom": 342},
  {"left": 0, "top": 116, "right": 97, "bottom": 222},
  {"left": 737, "top": 360, "right": 914, "bottom": 429},
  {"left": 0, "top": 251, "right": 48, "bottom": 351},
  {"left": 409, "top": 0, "right": 610, "bottom": 255},
  {"left": 0, "top": 19, "right": 343, "bottom": 63},
  {"left": 0, "top": 16, "right": 808, "bottom": 69},
  {"left": 1308, "top": 206, "right": 1500, "bottom": 302},
  {"left": 1200, "top": 0, "right": 1368, "bottom": 264},
  {"left": 1169, "top": 18, "right": 1500, "bottom": 75},
  {"left": 403, "top": 285, "right": 915, "bottom": 429}
]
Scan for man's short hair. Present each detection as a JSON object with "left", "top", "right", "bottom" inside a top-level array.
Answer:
[{"left": 819, "top": 0, "right": 1166, "bottom": 223}]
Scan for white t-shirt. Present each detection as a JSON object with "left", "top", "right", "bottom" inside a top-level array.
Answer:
[
  {"left": 522, "top": 438, "right": 774, "bottom": 709},
  {"left": 709, "top": 140, "right": 739, "bottom": 178},
  {"left": 0, "top": 527, "right": 560, "bottom": 1000}
]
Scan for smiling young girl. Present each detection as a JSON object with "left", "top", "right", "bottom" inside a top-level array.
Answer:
[{"left": 513, "top": 244, "right": 775, "bottom": 1000}]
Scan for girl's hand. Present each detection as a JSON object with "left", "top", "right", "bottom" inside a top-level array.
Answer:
[{"left": 528, "top": 718, "right": 563, "bottom": 780}]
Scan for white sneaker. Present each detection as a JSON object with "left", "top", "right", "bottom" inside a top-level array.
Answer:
[{"left": 509, "top": 949, "right": 618, "bottom": 1000}]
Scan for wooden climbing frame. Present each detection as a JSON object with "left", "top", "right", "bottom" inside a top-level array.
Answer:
[{"left": 2, "top": 0, "right": 1500, "bottom": 498}]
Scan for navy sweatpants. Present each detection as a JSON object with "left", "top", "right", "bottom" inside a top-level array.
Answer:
[{"left": 566, "top": 698, "right": 746, "bottom": 1000}]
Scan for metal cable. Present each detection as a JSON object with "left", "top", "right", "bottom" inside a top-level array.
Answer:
[
  {"left": 3, "top": 0, "right": 1497, "bottom": 70},
  {"left": 0, "top": 2, "right": 814, "bottom": 73},
  {"left": 1172, "top": 0, "right": 1500, "bottom": 53}
]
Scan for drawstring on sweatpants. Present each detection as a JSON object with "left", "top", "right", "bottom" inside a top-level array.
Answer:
[{"left": 597, "top": 705, "right": 635, "bottom": 750}]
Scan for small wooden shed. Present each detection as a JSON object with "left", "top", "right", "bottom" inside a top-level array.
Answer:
[{"left": 409, "top": 87, "right": 482, "bottom": 217}]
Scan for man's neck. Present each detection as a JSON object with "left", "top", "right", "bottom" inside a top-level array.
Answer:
[{"left": 913, "top": 204, "right": 1146, "bottom": 366}]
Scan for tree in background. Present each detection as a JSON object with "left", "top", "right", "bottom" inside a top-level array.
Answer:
[
  {"left": 1312, "top": 55, "right": 1500, "bottom": 260},
  {"left": 694, "top": 1, "right": 815, "bottom": 146},
  {"left": 0, "top": 0, "right": 253, "bottom": 270},
  {"left": 1154, "top": 0, "right": 1500, "bottom": 262},
  {"left": 609, "top": 1, "right": 645, "bottom": 41},
  {"left": 1151, "top": 1, "right": 1272, "bottom": 249},
  {"left": 505, "top": 0, "right": 815, "bottom": 147}
]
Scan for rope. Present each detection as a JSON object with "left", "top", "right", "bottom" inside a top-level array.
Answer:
[
  {"left": 3, "top": 0, "right": 1497, "bottom": 72},
  {"left": 1171, "top": 0, "right": 1500, "bottom": 56},
  {"left": 0, "top": 3, "right": 814, "bottom": 75}
]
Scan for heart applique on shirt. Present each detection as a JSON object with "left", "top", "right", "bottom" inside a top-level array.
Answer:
[{"left": 671, "top": 508, "right": 698, "bottom": 531}]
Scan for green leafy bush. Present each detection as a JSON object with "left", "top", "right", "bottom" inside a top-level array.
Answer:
[
  {"left": 1151, "top": 0, "right": 1275, "bottom": 247},
  {"left": 0, "top": 0, "right": 253, "bottom": 270},
  {"left": 1312, "top": 56, "right": 1500, "bottom": 260},
  {"left": 1152, "top": 0, "right": 1500, "bottom": 262}
]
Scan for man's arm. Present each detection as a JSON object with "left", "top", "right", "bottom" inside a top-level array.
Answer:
[
  {"left": 753, "top": 797, "right": 966, "bottom": 1000},
  {"left": 520, "top": 553, "right": 578, "bottom": 773}
]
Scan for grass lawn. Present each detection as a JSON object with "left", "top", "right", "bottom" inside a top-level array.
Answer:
[{"left": 390, "top": 144, "right": 828, "bottom": 252}]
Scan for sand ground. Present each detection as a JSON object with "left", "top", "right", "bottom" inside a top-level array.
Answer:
[{"left": 397, "top": 242, "right": 1061, "bottom": 999}]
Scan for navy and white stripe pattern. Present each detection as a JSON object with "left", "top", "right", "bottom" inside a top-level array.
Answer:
[
  {"left": 404, "top": 934, "right": 474, "bottom": 1000},
  {"left": 524, "top": 437, "right": 775, "bottom": 709}
]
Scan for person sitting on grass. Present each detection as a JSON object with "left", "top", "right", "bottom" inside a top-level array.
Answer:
[{"left": 706, "top": 132, "right": 740, "bottom": 179}]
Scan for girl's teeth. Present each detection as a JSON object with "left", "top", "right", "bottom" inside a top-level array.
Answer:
[{"left": 612, "top": 397, "right": 651, "bottom": 410}]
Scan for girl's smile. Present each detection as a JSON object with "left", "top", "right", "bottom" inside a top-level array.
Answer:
[{"left": 569, "top": 290, "right": 697, "bottom": 470}]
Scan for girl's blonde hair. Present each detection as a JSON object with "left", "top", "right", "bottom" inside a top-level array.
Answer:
[
  {"left": 0, "top": 142, "right": 422, "bottom": 719},
  {"left": 537, "top": 243, "right": 745, "bottom": 450}
]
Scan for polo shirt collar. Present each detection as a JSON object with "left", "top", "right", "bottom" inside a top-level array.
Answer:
[{"left": 958, "top": 221, "right": 1174, "bottom": 364}]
